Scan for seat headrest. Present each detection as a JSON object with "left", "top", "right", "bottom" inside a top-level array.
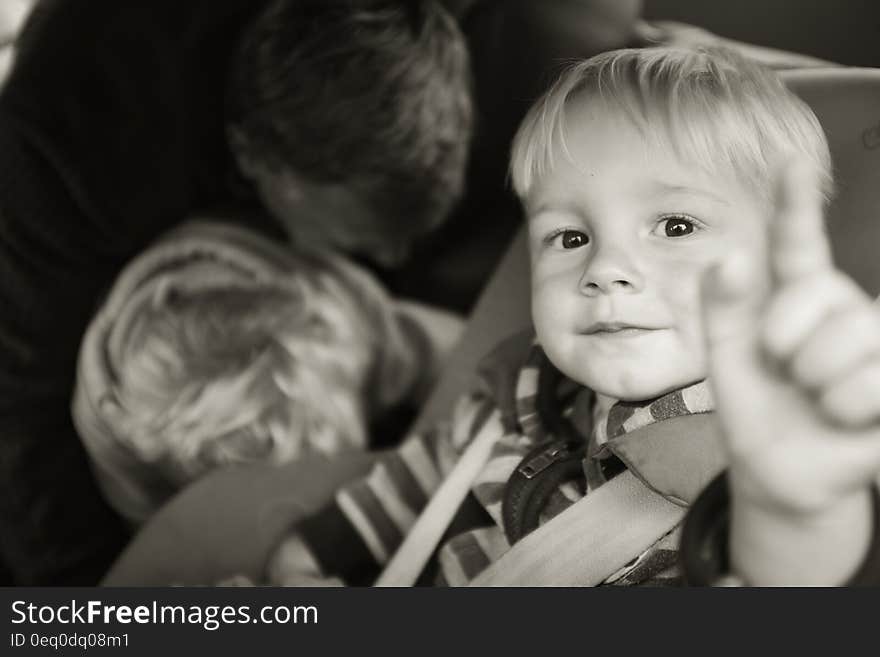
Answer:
[{"left": 781, "top": 68, "right": 880, "bottom": 295}]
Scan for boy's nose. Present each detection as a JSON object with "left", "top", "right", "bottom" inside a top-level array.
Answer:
[{"left": 578, "top": 247, "right": 644, "bottom": 296}]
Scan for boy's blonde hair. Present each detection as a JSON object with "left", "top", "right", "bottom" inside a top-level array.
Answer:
[{"left": 511, "top": 47, "right": 832, "bottom": 203}]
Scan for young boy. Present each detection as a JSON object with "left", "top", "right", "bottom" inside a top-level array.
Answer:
[
  {"left": 263, "top": 46, "right": 880, "bottom": 586},
  {"left": 73, "top": 221, "right": 462, "bottom": 526}
]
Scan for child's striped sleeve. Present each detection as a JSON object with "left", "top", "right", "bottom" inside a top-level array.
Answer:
[{"left": 267, "top": 392, "right": 497, "bottom": 586}]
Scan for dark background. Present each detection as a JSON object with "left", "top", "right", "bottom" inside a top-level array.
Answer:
[{"left": 644, "top": 0, "right": 879, "bottom": 66}]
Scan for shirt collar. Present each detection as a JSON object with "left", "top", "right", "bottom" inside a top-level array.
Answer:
[{"left": 518, "top": 342, "right": 728, "bottom": 506}]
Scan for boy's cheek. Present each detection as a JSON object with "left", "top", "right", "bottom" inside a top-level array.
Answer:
[
  {"left": 532, "top": 305, "right": 569, "bottom": 355},
  {"left": 531, "top": 277, "right": 575, "bottom": 323}
]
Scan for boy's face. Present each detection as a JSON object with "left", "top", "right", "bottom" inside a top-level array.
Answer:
[{"left": 527, "top": 99, "right": 768, "bottom": 400}]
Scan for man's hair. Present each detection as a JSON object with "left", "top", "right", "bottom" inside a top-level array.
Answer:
[
  {"left": 227, "top": 0, "right": 473, "bottom": 237},
  {"left": 510, "top": 47, "right": 833, "bottom": 204}
]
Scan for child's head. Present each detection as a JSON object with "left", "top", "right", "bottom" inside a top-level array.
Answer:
[
  {"left": 115, "top": 277, "right": 370, "bottom": 483},
  {"left": 226, "top": 0, "right": 473, "bottom": 266},
  {"left": 510, "top": 47, "right": 832, "bottom": 401},
  {"left": 75, "top": 223, "right": 403, "bottom": 508}
]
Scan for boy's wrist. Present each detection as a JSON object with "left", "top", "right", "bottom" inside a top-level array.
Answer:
[
  {"left": 682, "top": 473, "right": 880, "bottom": 587},
  {"left": 729, "top": 485, "right": 873, "bottom": 586}
]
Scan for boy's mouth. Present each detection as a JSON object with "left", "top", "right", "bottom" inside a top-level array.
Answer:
[{"left": 581, "top": 321, "right": 663, "bottom": 336}]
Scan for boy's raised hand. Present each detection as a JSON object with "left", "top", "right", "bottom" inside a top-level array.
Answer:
[{"left": 700, "top": 160, "right": 880, "bottom": 585}]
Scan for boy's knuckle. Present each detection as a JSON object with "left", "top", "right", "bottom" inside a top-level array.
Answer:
[
  {"left": 761, "top": 303, "right": 799, "bottom": 356},
  {"left": 846, "top": 307, "right": 880, "bottom": 348},
  {"left": 818, "top": 381, "right": 851, "bottom": 414},
  {"left": 819, "top": 368, "right": 880, "bottom": 427},
  {"left": 790, "top": 352, "right": 826, "bottom": 389}
]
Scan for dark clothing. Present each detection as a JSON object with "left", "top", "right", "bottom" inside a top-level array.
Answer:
[{"left": 0, "top": 0, "right": 270, "bottom": 584}]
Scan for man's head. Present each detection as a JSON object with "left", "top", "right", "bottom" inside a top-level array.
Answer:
[
  {"left": 226, "top": 0, "right": 473, "bottom": 266},
  {"left": 510, "top": 47, "right": 832, "bottom": 400}
]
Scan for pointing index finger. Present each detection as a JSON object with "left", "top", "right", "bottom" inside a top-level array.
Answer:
[{"left": 769, "top": 158, "right": 832, "bottom": 284}]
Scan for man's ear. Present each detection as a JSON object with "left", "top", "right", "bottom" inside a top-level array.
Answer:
[
  {"left": 227, "top": 126, "right": 305, "bottom": 202},
  {"left": 227, "top": 126, "right": 260, "bottom": 180}
]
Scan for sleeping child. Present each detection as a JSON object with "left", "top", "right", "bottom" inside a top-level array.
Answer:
[{"left": 72, "top": 220, "right": 462, "bottom": 526}]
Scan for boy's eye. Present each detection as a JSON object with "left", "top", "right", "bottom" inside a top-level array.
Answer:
[
  {"left": 550, "top": 230, "right": 589, "bottom": 249},
  {"left": 656, "top": 215, "right": 700, "bottom": 238}
]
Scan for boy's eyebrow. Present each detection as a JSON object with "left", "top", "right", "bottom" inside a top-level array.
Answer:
[
  {"left": 525, "top": 206, "right": 561, "bottom": 220},
  {"left": 526, "top": 201, "right": 584, "bottom": 219},
  {"left": 649, "top": 182, "right": 732, "bottom": 206}
]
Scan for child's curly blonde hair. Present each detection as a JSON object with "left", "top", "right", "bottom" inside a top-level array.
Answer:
[
  {"left": 74, "top": 221, "right": 423, "bottom": 522},
  {"left": 115, "top": 266, "right": 372, "bottom": 478}
]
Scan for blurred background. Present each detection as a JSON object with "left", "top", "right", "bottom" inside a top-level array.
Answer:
[
  {"left": 3, "top": 1, "right": 877, "bottom": 93},
  {"left": 644, "top": 0, "right": 879, "bottom": 66}
]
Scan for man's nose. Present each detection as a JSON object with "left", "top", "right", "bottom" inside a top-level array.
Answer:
[{"left": 579, "top": 244, "right": 644, "bottom": 296}]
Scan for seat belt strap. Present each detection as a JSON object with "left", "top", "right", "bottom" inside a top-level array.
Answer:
[
  {"left": 376, "top": 408, "right": 686, "bottom": 587},
  {"left": 469, "top": 469, "right": 686, "bottom": 587},
  {"left": 374, "top": 409, "right": 502, "bottom": 586}
]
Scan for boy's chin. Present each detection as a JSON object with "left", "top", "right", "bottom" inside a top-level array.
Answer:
[
  {"left": 605, "top": 382, "right": 692, "bottom": 402},
  {"left": 579, "top": 368, "right": 705, "bottom": 403},
  {"left": 544, "top": 342, "right": 708, "bottom": 402}
]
